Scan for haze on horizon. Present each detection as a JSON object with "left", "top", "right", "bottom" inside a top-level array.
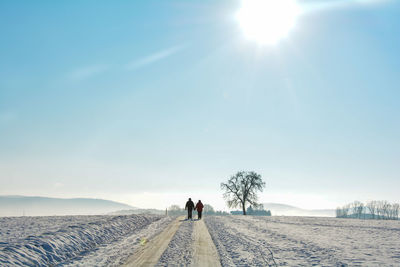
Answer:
[{"left": 1, "top": 0, "right": 399, "bottom": 212}]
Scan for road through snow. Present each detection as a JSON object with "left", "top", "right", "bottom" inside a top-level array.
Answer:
[
  {"left": 124, "top": 216, "right": 220, "bottom": 267},
  {"left": 2, "top": 215, "right": 399, "bottom": 266},
  {"left": 124, "top": 216, "right": 184, "bottom": 266}
]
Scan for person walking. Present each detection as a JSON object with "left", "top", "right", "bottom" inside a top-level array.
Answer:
[
  {"left": 195, "top": 200, "right": 204, "bottom": 220},
  {"left": 185, "top": 198, "right": 195, "bottom": 220}
]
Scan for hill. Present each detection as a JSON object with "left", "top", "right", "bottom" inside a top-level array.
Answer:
[
  {"left": 0, "top": 195, "right": 135, "bottom": 217},
  {"left": 262, "top": 203, "right": 335, "bottom": 217},
  {"left": 108, "top": 208, "right": 165, "bottom": 216}
]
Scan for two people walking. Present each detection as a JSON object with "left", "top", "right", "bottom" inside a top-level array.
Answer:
[{"left": 185, "top": 198, "right": 204, "bottom": 220}]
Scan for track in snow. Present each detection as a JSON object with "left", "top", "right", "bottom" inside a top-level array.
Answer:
[{"left": 205, "top": 215, "right": 400, "bottom": 266}]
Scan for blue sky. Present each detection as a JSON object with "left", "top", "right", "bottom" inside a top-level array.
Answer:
[{"left": 1, "top": 0, "right": 399, "bottom": 210}]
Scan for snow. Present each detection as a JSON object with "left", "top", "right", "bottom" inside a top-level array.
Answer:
[
  {"left": 205, "top": 215, "right": 400, "bottom": 266},
  {"left": 64, "top": 216, "right": 174, "bottom": 266},
  {"left": 2, "top": 214, "right": 400, "bottom": 266},
  {"left": 0, "top": 214, "right": 165, "bottom": 266},
  {"left": 156, "top": 219, "right": 194, "bottom": 266}
]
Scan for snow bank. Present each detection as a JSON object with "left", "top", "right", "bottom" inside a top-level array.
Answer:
[
  {"left": 65, "top": 216, "right": 175, "bottom": 266},
  {"left": 0, "top": 214, "right": 161, "bottom": 266}
]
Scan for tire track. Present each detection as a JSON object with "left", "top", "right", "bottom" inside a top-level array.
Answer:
[{"left": 206, "top": 216, "right": 347, "bottom": 266}]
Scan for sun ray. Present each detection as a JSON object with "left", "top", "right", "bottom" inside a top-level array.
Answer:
[{"left": 236, "top": 0, "right": 301, "bottom": 45}]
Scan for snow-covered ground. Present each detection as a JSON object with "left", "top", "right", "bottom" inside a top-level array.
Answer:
[
  {"left": 205, "top": 216, "right": 400, "bottom": 266},
  {"left": 0, "top": 214, "right": 168, "bottom": 266},
  {"left": 156, "top": 219, "right": 194, "bottom": 266},
  {"left": 2, "top": 215, "right": 400, "bottom": 266}
]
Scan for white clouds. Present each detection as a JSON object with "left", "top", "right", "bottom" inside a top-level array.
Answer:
[{"left": 125, "top": 44, "right": 186, "bottom": 71}]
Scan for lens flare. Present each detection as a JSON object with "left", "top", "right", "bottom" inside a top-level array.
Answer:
[{"left": 236, "top": 0, "right": 300, "bottom": 45}]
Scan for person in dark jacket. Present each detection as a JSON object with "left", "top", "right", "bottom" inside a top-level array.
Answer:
[
  {"left": 185, "top": 198, "right": 195, "bottom": 220},
  {"left": 195, "top": 200, "right": 204, "bottom": 219}
]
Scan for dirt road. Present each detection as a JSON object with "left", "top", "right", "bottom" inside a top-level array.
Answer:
[
  {"left": 123, "top": 216, "right": 220, "bottom": 266},
  {"left": 192, "top": 217, "right": 221, "bottom": 267}
]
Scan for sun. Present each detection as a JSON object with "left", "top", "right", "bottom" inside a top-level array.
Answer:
[{"left": 236, "top": 0, "right": 300, "bottom": 45}]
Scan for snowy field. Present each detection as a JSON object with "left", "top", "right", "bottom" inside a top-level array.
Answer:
[
  {"left": 206, "top": 216, "right": 400, "bottom": 266},
  {"left": 1, "top": 214, "right": 400, "bottom": 266},
  {"left": 0, "top": 214, "right": 171, "bottom": 266}
]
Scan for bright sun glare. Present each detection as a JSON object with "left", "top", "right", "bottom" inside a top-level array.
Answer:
[{"left": 236, "top": 0, "right": 300, "bottom": 45}]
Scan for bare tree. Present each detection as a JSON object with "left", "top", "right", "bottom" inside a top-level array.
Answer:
[
  {"left": 376, "top": 201, "right": 384, "bottom": 219},
  {"left": 382, "top": 201, "right": 390, "bottom": 220},
  {"left": 358, "top": 202, "right": 365, "bottom": 219},
  {"left": 343, "top": 204, "right": 350, "bottom": 218},
  {"left": 387, "top": 203, "right": 393, "bottom": 220},
  {"left": 168, "top": 205, "right": 184, "bottom": 216},
  {"left": 336, "top": 204, "right": 350, "bottom": 218},
  {"left": 336, "top": 207, "right": 343, "bottom": 218},
  {"left": 203, "top": 204, "right": 215, "bottom": 215},
  {"left": 221, "top": 171, "right": 266, "bottom": 215},
  {"left": 337, "top": 200, "right": 400, "bottom": 221},
  {"left": 367, "top": 201, "right": 377, "bottom": 219},
  {"left": 350, "top": 201, "right": 363, "bottom": 219},
  {"left": 393, "top": 203, "right": 400, "bottom": 220}
]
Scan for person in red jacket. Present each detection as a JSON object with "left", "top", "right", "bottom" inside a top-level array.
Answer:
[{"left": 195, "top": 200, "right": 204, "bottom": 220}]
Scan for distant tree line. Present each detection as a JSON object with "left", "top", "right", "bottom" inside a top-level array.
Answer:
[
  {"left": 230, "top": 205, "right": 271, "bottom": 216},
  {"left": 336, "top": 200, "right": 400, "bottom": 220},
  {"left": 202, "top": 204, "right": 230, "bottom": 216},
  {"left": 167, "top": 204, "right": 230, "bottom": 216}
]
